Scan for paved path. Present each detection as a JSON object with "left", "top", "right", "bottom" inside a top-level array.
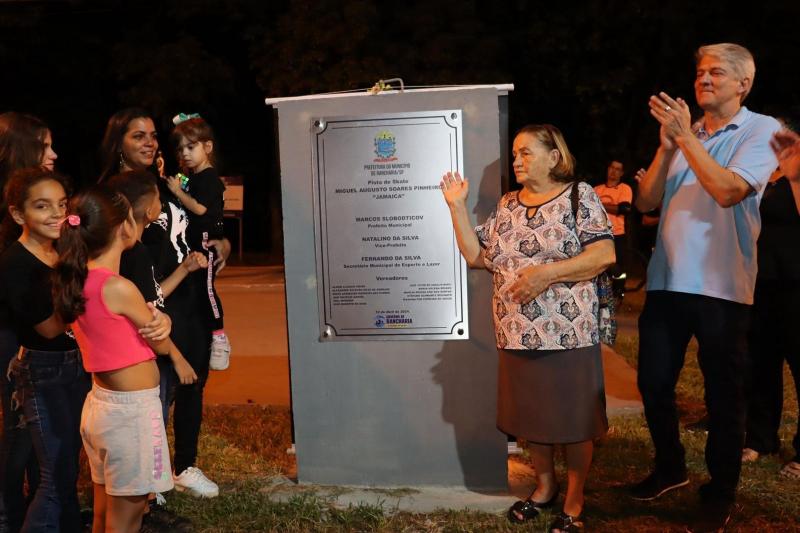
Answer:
[{"left": 206, "top": 267, "right": 641, "bottom": 414}]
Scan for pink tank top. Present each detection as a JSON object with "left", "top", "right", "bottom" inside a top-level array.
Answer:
[{"left": 73, "top": 268, "right": 155, "bottom": 372}]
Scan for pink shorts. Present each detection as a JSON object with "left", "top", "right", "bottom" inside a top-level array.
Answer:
[{"left": 80, "top": 384, "right": 174, "bottom": 496}]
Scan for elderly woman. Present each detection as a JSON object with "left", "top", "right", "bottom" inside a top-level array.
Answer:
[{"left": 441, "top": 124, "right": 614, "bottom": 532}]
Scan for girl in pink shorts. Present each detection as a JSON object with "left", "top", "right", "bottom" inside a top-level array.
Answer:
[{"left": 52, "top": 186, "right": 197, "bottom": 533}]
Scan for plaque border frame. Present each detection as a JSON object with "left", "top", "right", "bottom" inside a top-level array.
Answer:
[{"left": 310, "top": 110, "right": 468, "bottom": 341}]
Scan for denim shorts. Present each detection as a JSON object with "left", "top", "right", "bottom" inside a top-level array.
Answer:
[{"left": 80, "top": 384, "right": 174, "bottom": 496}]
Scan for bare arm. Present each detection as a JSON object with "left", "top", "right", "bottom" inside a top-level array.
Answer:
[
  {"left": 166, "top": 176, "right": 208, "bottom": 215},
  {"left": 174, "top": 189, "right": 208, "bottom": 215},
  {"left": 650, "top": 93, "right": 751, "bottom": 208},
  {"left": 439, "top": 172, "right": 485, "bottom": 268},
  {"left": 508, "top": 238, "right": 615, "bottom": 304},
  {"left": 675, "top": 135, "right": 752, "bottom": 207},
  {"left": 102, "top": 276, "right": 197, "bottom": 383},
  {"left": 104, "top": 276, "right": 173, "bottom": 354},
  {"left": 159, "top": 251, "right": 207, "bottom": 297}
]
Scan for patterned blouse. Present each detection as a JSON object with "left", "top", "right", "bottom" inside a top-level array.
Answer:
[{"left": 475, "top": 182, "right": 613, "bottom": 350}]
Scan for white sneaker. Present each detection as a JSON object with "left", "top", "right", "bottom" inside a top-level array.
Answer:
[
  {"left": 209, "top": 333, "right": 231, "bottom": 370},
  {"left": 173, "top": 466, "right": 219, "bottom": 498},
  {"left": 507, "top": 441, "right": 523, "bottom": 455}
]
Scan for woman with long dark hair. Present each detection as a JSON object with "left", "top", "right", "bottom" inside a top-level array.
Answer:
[{"left": 98, "top": 109, "right": 229, "bottom": 499}]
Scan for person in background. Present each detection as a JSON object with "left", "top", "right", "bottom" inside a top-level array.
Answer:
[
  {"left": 594, "top": 159, "right": 633, "bottom": 297},
  {"left": 633, "top": 168, "right": 660, "bottom": 259},
  {"left": 742, "top": 126, "right": 800, "bottom": 480}
]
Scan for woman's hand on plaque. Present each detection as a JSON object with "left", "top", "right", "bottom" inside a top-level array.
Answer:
[{"left": 440, "top": 171, "right": 469, "bottom": 208}]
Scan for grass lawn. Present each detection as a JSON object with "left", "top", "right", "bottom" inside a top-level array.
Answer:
[
  {"left": 147, "top": 289, "right": 800, "bottom": 531},
  {"left": 14, "top": 287, "right": 800, "bottom": 531}
]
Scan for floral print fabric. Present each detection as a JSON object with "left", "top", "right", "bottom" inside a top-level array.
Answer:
[{"left": 476, "top": 182, "right": 613, "bottom": 349}]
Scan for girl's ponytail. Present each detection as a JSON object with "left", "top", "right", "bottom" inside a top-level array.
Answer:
[
  {"left": 52, "top": 186, "right": 130, "bottom": 323},
  {"left": 52, "top": 215, "right": 90, "bottom": 323}
]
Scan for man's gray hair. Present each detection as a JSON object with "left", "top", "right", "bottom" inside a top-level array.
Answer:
[{"left": 696, "top": 43, "right": 756, "bottom": 102}]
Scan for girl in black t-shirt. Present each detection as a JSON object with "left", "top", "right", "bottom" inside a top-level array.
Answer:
[
  {"left": 0, "top": 112, "right": 58, "bottom": 532},
  {"left": 0, "top": 168, "right": 89, "bottom": 532}
]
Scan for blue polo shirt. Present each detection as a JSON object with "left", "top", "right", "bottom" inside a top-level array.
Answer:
[{"left": 646, "top": 107, "right": 780, "bottom": 304}]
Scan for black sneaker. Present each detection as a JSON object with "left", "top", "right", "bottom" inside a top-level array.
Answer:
[
  {"left": 630, "top": 470, "right": 689, "bottom": 501},
  {"left": 141, "top": 497, "right": 194, "bottom": 532},
  {"left": 685, "top": 501, "right": 738, "bottom": 532},
  {"left": 685, "top": 415, "right": 709, "bottom": 433}
]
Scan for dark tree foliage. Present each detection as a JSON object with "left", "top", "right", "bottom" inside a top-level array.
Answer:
[{"left": 1, "top": 0, "right": 799, "bottom": 258}]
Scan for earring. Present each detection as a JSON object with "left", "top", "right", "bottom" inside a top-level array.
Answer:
[{"left": 119, "top": 151, "right": 126, "bottom": 170}]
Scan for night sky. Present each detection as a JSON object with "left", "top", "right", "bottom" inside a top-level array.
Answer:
[{"left": 2, "top": 0, "right": 799, "bottom": 260}]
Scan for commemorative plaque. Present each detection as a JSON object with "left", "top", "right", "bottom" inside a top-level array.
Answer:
[{"left": 311, "top": 110, "right": 468, "bottom": 341}]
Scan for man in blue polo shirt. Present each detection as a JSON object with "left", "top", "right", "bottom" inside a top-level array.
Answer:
[{"left": 629, "top": 43, "right": 780, "bottom": 532}]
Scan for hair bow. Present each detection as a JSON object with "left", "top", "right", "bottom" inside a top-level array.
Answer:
[
  {"left": 63, "top": 214, "right": 80, "bottom": 227},
  {"left": 172, "top": 113, "right": 202, "bottom": 125}
]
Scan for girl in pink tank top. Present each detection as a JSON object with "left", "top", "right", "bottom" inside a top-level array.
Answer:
[{"left": 52, "top": 186, "right": 196, "bottom": 533}]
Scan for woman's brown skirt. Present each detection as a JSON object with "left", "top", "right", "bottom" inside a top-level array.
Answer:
[{"left": 497, "top": 344, "right": 608, "bottom": 444}]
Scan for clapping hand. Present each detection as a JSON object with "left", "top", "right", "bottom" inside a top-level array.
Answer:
[
  {"left": 770, "top": 130, "right": 800, "bottom": 182},
  {"left": 649, "top": 92, "right": 692, "bottom": 150},
  {"left": 634, "top": 168, "right": 647, "bottom": 183}
]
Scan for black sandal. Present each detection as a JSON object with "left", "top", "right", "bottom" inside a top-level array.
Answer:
[
  {"left": 549, "top": 510, "right": 585, "bottom": 532},
  {"left": 507, "top": 486, "right": 559, "bottom": 523}
]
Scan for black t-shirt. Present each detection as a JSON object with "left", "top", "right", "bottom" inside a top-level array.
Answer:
[
  {"left": 120, "top": 241, "right": 165, "bottom": 311},
  {"left": 757, "top": 177, "right": 800, "bottom": 281},
  {"left": 186, "top": 167, "right": 225, "bottom": 248},
  {"left": 0, "top": 241, "right": 77, "bottom": 351},
  {"left": 142, "top": 181, "right": 196, "bottom": 313}
]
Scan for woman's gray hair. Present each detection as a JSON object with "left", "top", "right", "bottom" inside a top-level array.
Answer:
[{"left": 696, "top": 43, "right": 755, "bottom": 102}]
